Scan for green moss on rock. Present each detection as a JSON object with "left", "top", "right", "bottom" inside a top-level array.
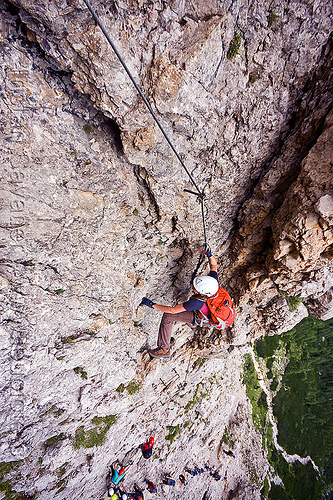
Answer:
[{"left": 74, "top": 415, "right": 116, "bottom": 449}]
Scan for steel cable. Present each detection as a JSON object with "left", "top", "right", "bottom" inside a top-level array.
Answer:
[{"left": 81, "top": 0, "right": 208, "bottom": 245}]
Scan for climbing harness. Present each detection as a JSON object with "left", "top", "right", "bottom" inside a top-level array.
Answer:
[
  {"left": 194, "top": 287, "right": 235, "bottom": 330},
  {"left": 81, "top": 0, "right": 207, "bottom": 245}
]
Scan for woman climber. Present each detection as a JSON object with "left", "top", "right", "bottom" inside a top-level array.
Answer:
[{"left": 140, "top": 244, "right": 234, "bottom": 359}]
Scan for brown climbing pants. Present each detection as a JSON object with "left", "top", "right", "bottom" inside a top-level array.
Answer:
[{"left": 157, "top": 310, "right": 195, "bottom": 349}]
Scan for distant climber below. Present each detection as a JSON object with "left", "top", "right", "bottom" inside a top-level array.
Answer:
[{"left": 140, "top": 244, "right": 235, "bottom": 359}]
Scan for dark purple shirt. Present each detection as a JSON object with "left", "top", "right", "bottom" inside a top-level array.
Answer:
[{"left": 183, "top": 271, "right": 219, "bottom": 312}]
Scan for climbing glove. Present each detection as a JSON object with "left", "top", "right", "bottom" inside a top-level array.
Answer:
[
  {"left": 140, "top": 297, "right": 155, "bottom": 308},
  {"left": 201, "top": 243, "right": 212, "bottom": 258}
]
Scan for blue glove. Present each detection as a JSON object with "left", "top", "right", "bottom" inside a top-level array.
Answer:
[
  {"left": 140, "top": 297, "right": 155, "bottom": 308},
  {"left": 201, "top": 243, "right": 212, "bottom": 258}
]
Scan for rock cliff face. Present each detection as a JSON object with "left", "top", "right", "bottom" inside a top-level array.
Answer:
[{"left": 0, "top": 0, "right": 332, "bottom": 499}]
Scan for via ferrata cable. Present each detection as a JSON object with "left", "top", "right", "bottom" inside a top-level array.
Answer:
[{"left": 81, "top": 0, "right": 207, "bottom": 245}]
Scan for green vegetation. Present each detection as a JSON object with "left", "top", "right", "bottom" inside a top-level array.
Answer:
[
  {"left": 227, "top": 31, "right": 241, "bottom": 60},
  {"left": 116, "top": 380, "right": 141, "bottom": 395},
  {"left": 57, "top": 463, "right": 68, "bottom": 478},
  {"left": 255, "top": 316, "right": 333, "bottom": 499},
  {"left": 55, "top": 289, "right": 64, "bottom": 295},
  {"left": 249, "top": 73, "right": 259, "bottom": 83},
  {"left": 61, "top": 330, "right": 97, "bottom": 344},
  {"left": 133, "top": 208, "right": 139, "bottom": 215},
  {"left": 44, "top": 433, "right": 66, "bottom": 447},
  {"left": 280, "top": 291, "right": 303, "bottom": 312},
  {"left": 74, "top": 367, "right": 88, "bottom": 380},
  {"left": 0, "top": 462, "right": 21, "bottom": 482},
  {"left": 193, "top": 357, "right": 207, "bottom": 369},
  {"left": 165, "top": 424, "right": 180, "bottom": 445},
  {"left": 116, "top": 383, "right": 126, "bottom": 393},
  {"left": 40, "top": 405, "right": 65, "bottom": 419},
  {"left": 21, "top": 260, "right": 34, "bottom": 266},
  {"left": 185, "top": 382, "right": 205, "bottom": 412},
  {"left": 83, "top": 124, "right": 92, "bottom": 133},
  {"left": 61, "top": 334, "right": 77, "bottom": 343},
  {"left": 242, "top": 354, "right": 268, "bottom": 433},
  {"left": 74, "top": 414, "right": 116, "bottom": 449},
  {"left": 0, "top": 480, "right": 35, "bottom": 499},
  {"left": 268, "top": 10, "right": 278, "bottom": 26},
  {"left": 126, "top": 380, "right": 141, "bottom": 395},
  {"left": 221, "top": 426, "right": 234, "bottom": 448}
]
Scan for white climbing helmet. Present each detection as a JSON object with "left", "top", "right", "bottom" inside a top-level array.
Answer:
[{"left": 193, "top": 276, "right": 218, "bottom": 297}]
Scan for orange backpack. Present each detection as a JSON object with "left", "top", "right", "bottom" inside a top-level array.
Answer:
[{"left": 195, "top": 287, "right": 235, "bottom": 329}]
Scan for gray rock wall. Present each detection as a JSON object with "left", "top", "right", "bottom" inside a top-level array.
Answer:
[{"left": 0, "top": 0, "right": 332, "bottom": 498}]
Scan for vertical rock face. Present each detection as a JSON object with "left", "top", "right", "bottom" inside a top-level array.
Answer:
[{"left": 0, "top": 0, "right": 332, "bottom": 499}]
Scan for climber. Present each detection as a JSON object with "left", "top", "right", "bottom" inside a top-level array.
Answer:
[
  {"left": 109, "top": 460, "right": 132, "bottom": 487},
  {"left": 223, "top": 449, "right": 235, "bottom": 458},
  {"left": 145, "top": 479, "right": 157, "bottom": 493},
  {"left": 163, "top": 475, "right": 176, "bottom": 486},
  {"left": 210, "top": 470, "right": 221, "bottom": 481},
  {"left": 140, "top": 244, "right": 221, "bottom": 359},
  {"left": 185, "top": 466, "right": 197, "bottom": 476},
  {"left": 140, "top": 431, "right": 155, "bottom": 459},
  {"left": 179, "top": 474, "right": 188, "bottom": 486},
  {"left": 132, "top": 483, "right": 144, "bottom": 500},
  {"left": 204, "top": 463, "right": 214, "bottom": 472},
  {"left": 108, "top": 489, "right": 119, "bottom": 500}
]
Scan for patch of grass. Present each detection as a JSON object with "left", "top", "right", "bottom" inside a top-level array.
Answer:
[
  {"left": 55, "top": 289, "right": 64, "bottom": 295},
  {"left": 74, "top": 367, "right": 88, "bottom": 380},
  {"left": 268, "top": 10, "right": 278, "bottom": 26},
  {"left": 227, "top": 31, "right": 241, "bottom": 60},
  {"left": 44, "top": 433, "right": 66, "bottom": 447},
  {"left": 133, "top": 208, "right": 139, "bottom": 215},
  {"left": 116, "top": 380, "right": 142, "bottom": 395},
  {"left": 83, "top": 124, "right": 92, "bottom": 133},
  {"left": 242, "top": 354, "right": 268, "bottom": 433},
  {"left": 40, "top": 406, "right": 65, "bottom": 419},
  {"left": 280, "top": 291, "right": 303, "bottom": 312},
  {"left": 184, "top": 382, "right": 209, "bottom": 413},
  {"left": 39, "top": 405, "right": 57, "bottom": 418},
  {"left": 61, "top": 334, "right": 77, "bottom": 343},
  {"left": 221, "top": 426, "right": 234, "bottom": 448},
  {"left": 0, "top": 461, "right": 22, "bottom": 481},
  {"left": 73, "top": 415, "right": 116, "bottom": 449},
  {"left": 193, "top": 357, "right": 207, "bottom": 369},
  {"left": 55, "top": 479, "right": 66, "bottom": 494},
  {"left": 0, "top": 481, "right": 22, "bottom": 498},
  {"left": 249, "top": 72, "right": 259, "bottom": 83},
  {"left": 56, "top": 463, "right": 68, "bottom": 478},
  {"left": 165, "top": 424, "right": 180, "bottom": 445},
  {"left": 21, "top": 260, "right": 34, "bottom": 267},
  {"left": 126, "top": 380, "right": 141, "bottom": 395}
]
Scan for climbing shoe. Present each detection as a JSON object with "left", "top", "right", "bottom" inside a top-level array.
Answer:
[{"left": 148, "top": 347, "right": 170, "bottom": 359}]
